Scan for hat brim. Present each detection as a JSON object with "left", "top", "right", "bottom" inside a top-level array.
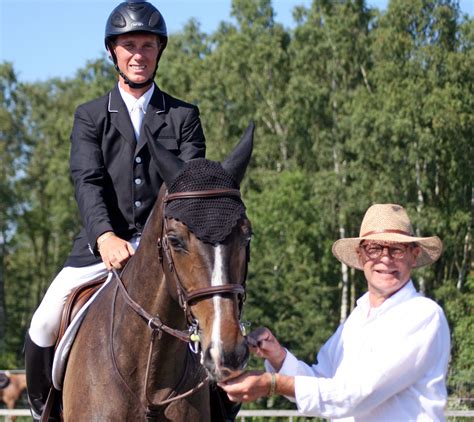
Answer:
[{"left": 332, "top": 234, "right": 443, "bottom": 270}]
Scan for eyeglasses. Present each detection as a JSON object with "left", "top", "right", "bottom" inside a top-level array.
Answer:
[{"left": 360, "top": 243, "right": 412, "bottom": 260}]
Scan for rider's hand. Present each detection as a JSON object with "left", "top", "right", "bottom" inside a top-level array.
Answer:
[
  {"left": 246, "top": 327, "right": 287, "bottom": 371},
  {"left": 97, "top": 232, "right": 135, "bottom": 270}
]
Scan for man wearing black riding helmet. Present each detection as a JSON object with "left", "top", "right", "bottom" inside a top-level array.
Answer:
[
  {"left": 105, "top": 0, "right": 168, "bottom": 91},
  {"left": 24, "top": 1, "right": 207, "bottom": 420}
]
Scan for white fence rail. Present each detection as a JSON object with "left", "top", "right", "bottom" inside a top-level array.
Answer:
[{"left": 1, "top": 409, "right": 474, "bottom": 420}]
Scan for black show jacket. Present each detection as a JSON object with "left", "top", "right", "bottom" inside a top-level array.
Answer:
[{"left": 65, "top": 84, "right": 206, "bottom": 267}]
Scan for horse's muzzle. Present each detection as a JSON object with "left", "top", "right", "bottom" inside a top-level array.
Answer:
[{"left": 203, "top": 339, "right": 249, "bottom": 382}]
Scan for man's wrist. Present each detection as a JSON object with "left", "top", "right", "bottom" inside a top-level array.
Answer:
[
  {"left": 271, "top": 348, "right": 287, "bottom": 371},
  {"left": 268, "top": 372, "right": 277, "bottom": 396},
  {"left": 97, "top": 231, "right": 115, "bottom": 250}
]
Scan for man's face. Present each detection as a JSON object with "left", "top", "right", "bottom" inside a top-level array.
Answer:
[
  {"left": 113, "top": 33, "right": 160, "bottom": 87},
  {"left": 357, "top": 241, "right": 420, "bottom": 305}
]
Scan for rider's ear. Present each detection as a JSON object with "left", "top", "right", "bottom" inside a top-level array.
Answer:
[{"left": 222, "top": 122, "right": 254, "bottom": 186}]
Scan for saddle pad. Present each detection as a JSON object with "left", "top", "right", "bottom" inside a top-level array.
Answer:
[{"left": 52, "top": 273, "right": 112, "bottom": 390}]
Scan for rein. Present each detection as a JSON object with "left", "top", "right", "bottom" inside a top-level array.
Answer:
[
  {"left": 112, "top": 267, "right": 191, "bottom": 343},
  {"left": 112, "top": 187, "right": 247, "bottom": 415}
]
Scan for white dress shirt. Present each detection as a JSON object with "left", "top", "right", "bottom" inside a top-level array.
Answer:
[
  {"left": 118, "top": 83, "right": 154, "bottom": 140},
  {"left": 266, "top": 281, "right": 450, "bottom": 421}
]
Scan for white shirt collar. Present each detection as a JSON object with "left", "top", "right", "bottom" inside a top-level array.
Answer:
[
  {"left": 118, "top": 83, "right": 154, "bottom": 114},
  {"left": 356, "top": 279, "right": 418, "bottom": 318}
]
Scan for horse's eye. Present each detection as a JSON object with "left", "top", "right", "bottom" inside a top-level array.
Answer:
[{"left": 167, "top": 235, "right": 187, "bottom": 252}]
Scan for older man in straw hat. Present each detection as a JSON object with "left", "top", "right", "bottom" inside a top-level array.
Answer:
[{"left": 220, "top": 204, "right": 451, "bottom": 421}]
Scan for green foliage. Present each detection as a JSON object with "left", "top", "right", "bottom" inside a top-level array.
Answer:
[
  {"left": 245, "top": 170, "right": 339, "bottom": 359},
  {"left": 435, "top": 274, "right": 474, "bottom": 400},
  {"left": 0, "top": 0, "right": 471, "bottom": 408}
]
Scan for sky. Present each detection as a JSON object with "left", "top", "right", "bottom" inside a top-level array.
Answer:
[{"left": 1, "top": 0, "right": 473, "bottom": 83}]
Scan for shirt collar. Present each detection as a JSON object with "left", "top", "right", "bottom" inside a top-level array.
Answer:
[
  {"left": 118, "top": 83, "right": 154, "bottom": 114},
  {"left": 356, "top": 280, "right": 418, "bottom": 317}
]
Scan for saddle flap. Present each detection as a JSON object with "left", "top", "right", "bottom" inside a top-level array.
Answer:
[
  {"left": 52, "top": 275, "right": 111, "bottom": 391},
  {"left": 56, "top": 276, "right": 107, "bottom": 350}
]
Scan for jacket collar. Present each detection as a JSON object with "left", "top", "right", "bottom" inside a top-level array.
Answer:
[
  {"left": 108, "top": 83, "right": 166, "bottom": 113},
  {"left": 108, "top": 83, "right": 167, "bottom": 149}
]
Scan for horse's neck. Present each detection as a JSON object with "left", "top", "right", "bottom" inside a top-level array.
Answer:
[
  {"left": 115, "top": 188, "right": 196, "bottom": 389},
  {"left": 114, "top": 255, "right": 192, "bottom": 399}
]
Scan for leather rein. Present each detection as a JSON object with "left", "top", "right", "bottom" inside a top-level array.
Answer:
[{"left": 111, "top": 187, "right": 247, "bottom": 415}]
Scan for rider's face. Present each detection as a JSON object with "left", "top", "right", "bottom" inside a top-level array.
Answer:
[{"left": 112, "top": 33, "right": 160, "bottom": 89}]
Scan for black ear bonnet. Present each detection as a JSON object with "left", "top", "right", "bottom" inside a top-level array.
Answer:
[{"left": 164, "top": 158, "right": 246, "bottom": 244}]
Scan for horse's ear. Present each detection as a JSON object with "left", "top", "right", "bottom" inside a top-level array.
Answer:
[
  {"left": 146, "top": 127, "right": 185, "bottom": 185},
  {"left": 222, "top": 122, "right": 254, "bottom": 185}
]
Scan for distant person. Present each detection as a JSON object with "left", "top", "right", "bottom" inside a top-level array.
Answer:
[
  {"left": 24, "top": 1, "right": 206, "bottom": 420},
  {"left": 220, "top": 203, "right": 451, "bottom": 421}
]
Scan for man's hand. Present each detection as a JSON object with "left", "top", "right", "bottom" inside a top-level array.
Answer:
[
  {"left": 218, "top": 371, "right": 269, "bottom": 402},
  {"left": 97, "top": 232, "right": 135, "bottom": 270},
  {"left": 247, "top": 327, "right": 287, "bottom": 371},
  {"left": 218, "top": 371, "right": 295, "bottom": 403}
]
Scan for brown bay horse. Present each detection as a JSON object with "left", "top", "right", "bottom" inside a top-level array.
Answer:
[{"left": 62, "top": 124, "right": 255, "bottom": 420}]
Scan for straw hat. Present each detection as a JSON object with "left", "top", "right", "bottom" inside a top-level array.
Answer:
[{"left": 332, "top": 204, "right": 443, "bottom": 270}]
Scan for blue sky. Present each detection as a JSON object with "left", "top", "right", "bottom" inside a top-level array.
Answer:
[{"left": 1, "top": 0, "right": 473, "bottom": 83}]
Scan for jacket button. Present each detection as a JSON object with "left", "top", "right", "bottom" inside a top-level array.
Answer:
[
  {"left": 136, "top": 222, "right": 142, "bottom": 229},
  {"left": 134, "top": 201, "right": 142, "bottom": 208},
  {"left": 134, "top": 178, "right": 142, "bottom": 185},
  {"left": 135, "top": 156, "right": 142, "bottom": 164}
]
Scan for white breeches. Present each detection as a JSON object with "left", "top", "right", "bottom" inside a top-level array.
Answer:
[
  {"left": 29, "top": 236, "right": 140, "bottom": 347},
  {"left": 28, "top": 263, "right": 110, "bottom": 347}
]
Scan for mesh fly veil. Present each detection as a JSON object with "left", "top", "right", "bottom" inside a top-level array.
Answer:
[{"left": 165, "top": 158, "right": 246, "bottom": 244}]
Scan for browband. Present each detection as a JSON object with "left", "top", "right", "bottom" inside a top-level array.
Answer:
[{"left": 164, "top": 189, "right": 241, "bottom": 203}]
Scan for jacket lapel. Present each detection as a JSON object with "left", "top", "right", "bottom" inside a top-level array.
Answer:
[
  {"left": 136, "top": 85, "right": 167, "bottom": 153},
  {"left": 108, "top": 86, "right": 136, "bottom": 146}
]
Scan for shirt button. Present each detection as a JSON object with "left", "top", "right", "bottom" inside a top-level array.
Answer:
[
  {"left": 134, "top": 201, "right": 142, "bottom": 208},
  {"left": 134, "top": 178, "right": 142, "bottom": 185},
  {"left": 136, "top": 222, "right": 142, "bottom": 229},
  {"left": 135, "top": 156, "right": 142, "bottom": 164}
]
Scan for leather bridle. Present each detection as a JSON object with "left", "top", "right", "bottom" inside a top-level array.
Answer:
[
  {"left": 111, "top": 187, "right": 249, "bottom": 416},
  {"left": 160, "top": 188, "right": 247, "bottom": 323}
]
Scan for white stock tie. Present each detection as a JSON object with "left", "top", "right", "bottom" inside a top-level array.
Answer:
[{"left": 130, "top": 97, "right": 146, "bottom": 140}]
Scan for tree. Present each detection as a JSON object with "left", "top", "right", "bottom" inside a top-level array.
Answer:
[
  {"left": 0, "top": 63, "right": 27, "bottom": 363},
  {"left": 287, "top": 0, "right": 374, "bottom": 319}
]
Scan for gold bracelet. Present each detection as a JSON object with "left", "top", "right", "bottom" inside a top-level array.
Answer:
[
  {"left": 97, "top": 232, "right": 114, "bottom": 249},
  {"left": 269, "top": 372, "right": 277, "bottom": 397}
]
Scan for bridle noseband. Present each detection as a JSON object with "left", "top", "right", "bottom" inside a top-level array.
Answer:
[{"left": 111, "top": 187, "right": 248, "bottom": 414}]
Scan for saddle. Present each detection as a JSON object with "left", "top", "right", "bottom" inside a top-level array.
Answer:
[{"left": 55, "top": 276, "right": 107, "bottom": 350}]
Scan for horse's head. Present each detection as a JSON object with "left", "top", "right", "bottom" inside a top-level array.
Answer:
[{"left": 152, "top": 123, "right": 254, "bottom": 382}]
